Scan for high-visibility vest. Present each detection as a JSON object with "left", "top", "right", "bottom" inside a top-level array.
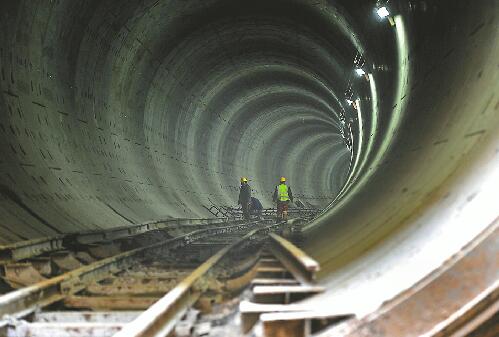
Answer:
[{"left": 278, "top": 184, "right": 290, "bottom": 201}]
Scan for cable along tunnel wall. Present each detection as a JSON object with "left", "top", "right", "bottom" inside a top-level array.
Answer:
[{"left": 0, "top": 0, "right": 498, "bottom": 328}]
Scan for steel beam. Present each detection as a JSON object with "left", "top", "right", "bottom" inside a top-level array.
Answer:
[{"left": 268, "top": 233, "right": 320, "bottom": 283}]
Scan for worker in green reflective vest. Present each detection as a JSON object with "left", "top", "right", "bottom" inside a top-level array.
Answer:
[{"left": 273, "top": 177, "right": 294, "bottom": 223}]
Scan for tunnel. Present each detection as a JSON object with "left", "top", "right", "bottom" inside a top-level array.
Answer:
[{"left": 0, "top": 0, "right": 497, "bottom": 334}]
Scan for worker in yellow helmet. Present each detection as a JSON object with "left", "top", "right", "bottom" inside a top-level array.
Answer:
[
  {"left": 238, "top": 177, "right": 252, "bottom": 220},
  {"left": 273, "top": 177, "right": 293, "bottom": 222}
]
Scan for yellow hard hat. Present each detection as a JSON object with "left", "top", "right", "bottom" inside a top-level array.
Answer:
[
  {"left": 280, "top": 177, "right": 286, "bottom": 182},
  {"left": 241, "top": 177, "right": 248, "bottom": 183}
]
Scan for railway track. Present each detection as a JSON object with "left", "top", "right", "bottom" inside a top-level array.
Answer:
[
  {"left": 0, "top": 215, "right": 349, "bottom": 337},
  {"left": 0, "top": 218, "right": 240, "bottom": 291}
]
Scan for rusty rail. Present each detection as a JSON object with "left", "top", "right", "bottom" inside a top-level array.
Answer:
[
  {"left": 114, "top": 222, "right": 289, "bottom": 337},
  {"left": 316, "top": 217, "right": 499, "bottom": 337},
  {"left": 0, "top": 219, "right": 269, "bottom": 326},
  {"left": 0, "top": 218, "right": 229, "bottom": 263},
  {"left": 268, "top": 233, "right": 320, "bottom": 283}
]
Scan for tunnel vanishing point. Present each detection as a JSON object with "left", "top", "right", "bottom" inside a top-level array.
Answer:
[{"left": 0, "top": 0, "right": 498, "bottom": 335}]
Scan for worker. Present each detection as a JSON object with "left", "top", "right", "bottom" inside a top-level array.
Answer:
[
  {"left": 273, "top": 177, "right": 294, "bottom": 222},
  {"left": 250, "top": 196, "right": 263, "bottom": 219},
  {"left": 238, "top": 177, "right": 252, "bottom": 220}
]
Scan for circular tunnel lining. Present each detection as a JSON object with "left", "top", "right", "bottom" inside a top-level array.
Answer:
[
  {"left": 0, "top": 0, "right": 498, "bottom": 320},
  {"left": 0, "top": 0, "right": 369, "bottom": 238}
]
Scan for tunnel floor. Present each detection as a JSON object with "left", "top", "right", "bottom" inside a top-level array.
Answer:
[{"left": 0, "top": 215, "right": 345, "bottom": 337}]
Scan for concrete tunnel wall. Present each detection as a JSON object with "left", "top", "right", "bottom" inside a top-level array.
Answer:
[
  {"left": 0, "top": 0, "right": 498, "bottom": 317},
  {"left": 0, "top": 0, "right": 356, "bottom": 241}
]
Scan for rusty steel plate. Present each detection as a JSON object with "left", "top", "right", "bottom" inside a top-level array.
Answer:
[{"left": 318, "top": 218, "right": 498, "bottom": 337}]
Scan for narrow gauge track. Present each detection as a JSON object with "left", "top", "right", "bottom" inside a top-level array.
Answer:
[
  {"left": 111, "top": 219, "right": 353, "bottom": 337},
  {"left": 0, "top": 218, "right": 241, "bottom": 292},
  {"left": 0, "top": 215, "right": 345, "bottom": 337},
  {"left": 0, "top": 218, "right": 285, "bottom": 336}
]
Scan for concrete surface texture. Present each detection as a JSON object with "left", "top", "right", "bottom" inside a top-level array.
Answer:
[{"left": 0, "top": 0, "right": 498, "bottom": 318}]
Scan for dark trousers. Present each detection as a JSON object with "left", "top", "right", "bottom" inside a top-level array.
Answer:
[{"left": 242, "top": 202, "right": 251, "bottom": 220}]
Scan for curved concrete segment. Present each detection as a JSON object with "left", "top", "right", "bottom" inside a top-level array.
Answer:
[
  {"left": 0, "top": 0, "right": 497, "bottom": 324},
  {"left": 0, "top": 0, "right": 358, "bottom": 239}
]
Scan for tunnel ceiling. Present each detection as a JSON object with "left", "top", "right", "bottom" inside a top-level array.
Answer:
[{"left": 0, "top": 0, "right": 497, "bottom": 251}]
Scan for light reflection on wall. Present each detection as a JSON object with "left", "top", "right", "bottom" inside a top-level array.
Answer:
[{"left": 306, "top": 14, "right": 409, "bottom": 226}]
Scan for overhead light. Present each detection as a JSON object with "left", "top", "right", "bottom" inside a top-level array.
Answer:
[
  {"left": 355, "top": 68, "right": 366, "bottom": 76},
  {"left": 377, "top": 6, "right": 390, "bottom": 18}
]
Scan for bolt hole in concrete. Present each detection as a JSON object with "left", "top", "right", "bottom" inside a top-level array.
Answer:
[{"left": 0, "top": 0, "right": 498, "bottom": 336}]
